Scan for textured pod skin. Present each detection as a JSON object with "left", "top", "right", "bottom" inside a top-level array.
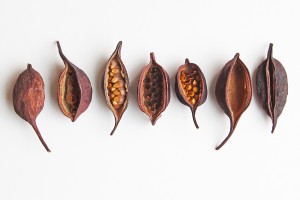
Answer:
[
  {"left": 57, "top": 41, "right": 92, "bottom": 122},
  {"left": 102, "top": 41, "right": 129, "bottom": 135},
  {"left": 215, "top": 53, "right": 252, "bottom": 150},
  {"left": 175, "top": 58, "right": 207, "bottom": 129},
  {"left": 13, "top": 64, "right": 50, "bottom": 152},
  {"left": 256, "top": 43, "right": 288, "bottom": 133},
  {"left": 137, "top": 53, "right": 170, "bottom": 125}
]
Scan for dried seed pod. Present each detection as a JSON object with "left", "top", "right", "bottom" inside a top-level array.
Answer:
[
  {"left": 13, "top": 64, "right": 50, "bottom": 152},
  {"left": 256, "top": 43, "right": 288, "bottom": 133},
  {"left": 175, "top": 59, "right": 207, "bottom": 128},
  {"left": 56, "top": 41, "right": 92, "bottom": 122},
  {"left": 138, "top": 53, "right": 170, "bottom": 125},
  {"left": 102, "top": 41, "right": 129, "bottom": 135},
  {"left": 215, "top": 53, "right": 252, "bottom": 150}
]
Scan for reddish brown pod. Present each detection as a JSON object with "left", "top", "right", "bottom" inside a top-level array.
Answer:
[
  {"left": 138, "top": 53, "right": 170, "bottom": 125},
  {"left": 215, "top": 53, "right": 252, "bottom": 150},
  {"left": 13, "top": 64, "right": 50, "bottom": 152},
  {"left": 256, "top": 43, "right": 288, "bottom": 133},
  {"left": 56, "top": 41, "right": 92, "bottom": 122},
  {"left": 102, "top": 41, "right": 129, "bottom": 135},
  {"left": 175, "top": 59, "right": 207, "bottom": 128}
]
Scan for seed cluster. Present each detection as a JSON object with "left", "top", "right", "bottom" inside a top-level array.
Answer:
[
  {"left": 107, "top": 59, "right": 127, "bottom": 109},
  {"left": 64, "top": 68, "right": 80, "bottom": 115},
  {"left": 143, "top": 67, "right": 163, "bottom": 114},
  {"left": 180, "top": 67, "right": 202, "bottom": 105}
]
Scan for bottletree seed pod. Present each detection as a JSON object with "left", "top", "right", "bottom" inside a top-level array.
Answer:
[
  {"left": 256, "top": 43, "right": 288, "bottom": 133},
  {"left": 13, "top": 64, "right": 50, "bottom": 152},
  {"left": 137, "top": 53, "right": 170, "bottom": 125},
  {"left": 175, "top": 58, "right": 207, "bottom": 129},
  {"left": 215, "top": 53, "right": 252, "bottom": 150},
  {"left": 56, "top": 41, "right": 93, "bottom": 122},
  {"left": 102, "top": 41, "right": 129, "bottom": 135}
]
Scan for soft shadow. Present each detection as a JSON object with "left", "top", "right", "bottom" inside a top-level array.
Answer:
[
  {"left": 129, "top": 60, "right": 147, "bottom": 107},
  {"left": 252, "top": 57, "right": 265, "bottom": 107},
  {"left": 209, "top": 66, "right": 223, "bottom": 113},
  {"left": 5, "top": 68, "right": 23, "bottom": 108},
  {"left": 49, "top": 63, "right": 62, "bottom": 110},
  {"left": 95, "top": 56, "right": 109, "bottom": 106}
]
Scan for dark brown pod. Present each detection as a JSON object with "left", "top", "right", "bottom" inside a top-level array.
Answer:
[
  {"left": 215, "top": 53, "right": 252, "bottom": 150},
  {"left": 102, "top": 41, "right": 129, "bottom": 135},
  {"left": 137, "top": 52, "right": 170, "bottom": 125},
  {"left": 56, "top": 41, "right": 92, "bottom": 122},
  {"left": 256, "top": 43, "right": 288, "bottom": 133},
  {"left": 13, "top": 64, "right": 50, "bottom": 152},
  {"left": 175, "top": 59, "right": 207, "bottom": 128}
]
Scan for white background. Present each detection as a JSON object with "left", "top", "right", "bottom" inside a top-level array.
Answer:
[{"left": 0, "top": 0, "right": 299, "bottom": 199}]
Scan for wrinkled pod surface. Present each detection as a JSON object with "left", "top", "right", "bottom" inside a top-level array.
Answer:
[
  {"left": 215, "top": 53, "right": 252, "bottom": 150},
  {"left": 13, "top": 64, "right": 50, "bottom": 152},
  {"left": 256, "top": 43, "right": 288, "bottom": 133},
  {"left": 138, "top": 53, "right": 170, "bottom": 125},
  {"left": 175, "top": 58, "right": 207, "bottom": 129},
  {"left": 102, "top": 41, "right": 129, "bottom": 135},
  {"left": 56, "top": 41, "right": 93, "bottom": 122}
]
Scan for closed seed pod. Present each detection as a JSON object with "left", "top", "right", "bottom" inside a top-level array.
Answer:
[
  {"left": 137, "top": 52, "right": 170, "bottom": 125},
  {"left": 102, "top": 41, "right": 129, "bottom": 135},
  {"left": 256, "top": 43, "right": 288, "bottom": 133},
  {"left": 215, "top": 53, "right": 252, "bottom": 150},
  {"left": 56, "top": 41, "right": 93, "bottom": 122},
  {"left": 175, "top": 58, "right": 207, "bottom": 129},
  {"left": 13, "top": 64, "right": 50, "bottom": 152}
]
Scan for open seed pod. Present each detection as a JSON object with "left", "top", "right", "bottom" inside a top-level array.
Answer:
[
  {"left": 13, "top": 64, "right": 50, "bottom": 152},
  {"left": 256, "top": 43, "right": 288, "bottom": 133},
  {"left": 102, "top": 41, "right": 129, "bottom": 135},
  {"left": 175, "top": 58, "right": 207, "bottom": 129},
  {"left": 215, "top": 53, "right": 252, "bottom": 150},
  {"left": 137, "top": 52, "right": 170, "bottom": 125},
  {"left": 56, "top": 41, "right": 93, "bottom": 122}
]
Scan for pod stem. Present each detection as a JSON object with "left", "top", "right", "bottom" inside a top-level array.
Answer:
[
  {"left": 271, "top": 117, "right": 277, "bottom": 133},
  {"left": 110, "top": 119, "right": 120, "bottom": 136},
  {"left": 216, "top": 119, "right": 237, "bottom": 150},
  {"left": 191, "top": 108, "right": 199, "bottom": 129},
  {"left": 31, "top": 121, "right": 51, "bottom": 152}
]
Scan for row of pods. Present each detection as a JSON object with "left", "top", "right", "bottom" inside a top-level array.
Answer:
[{"left": 12, "top": 42, "right": 288, "bottom": 152}]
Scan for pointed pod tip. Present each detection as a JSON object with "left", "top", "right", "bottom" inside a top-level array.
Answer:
[
  {"left": 268, "top": 43, "right": 273, "bottom": 58},
  {"left": 185, "top": 58, "right": 190, "bottom": 64},
  {"left": 150, "top": 52, "right": 156, "bottom": 62},
  {"left": 234, "top": 53, "right": 240, "bottom": 59},
  {"left": 27, "top": 63, "right": 32, "bottom": 70},
  {"left": 151, "top": 120, "right": 156, "bottom": 126},
  {"left": 271, "top": 123, "right": 276, "bottom": 133}
]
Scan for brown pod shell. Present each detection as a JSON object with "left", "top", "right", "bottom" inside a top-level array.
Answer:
[
  {"left": 13, "top": 64, "right": 50, "bottom": 152},
  {"left": 102, "top": 41, "right": 129, "bottom": 135},
  {"left": 215, "top": 53, "right": 252, "bottom": 150},
  {"left": 256, "top": 43, "right": 288, "bottom": 133},
  {"left": 175, "top": 58, "right": 207, "bottom": 129},
  {"left": 56, "top": 41, "right": 92, "bottom": 122},
  {"left": 137, "top": 52, "right": 170, "bottom": 125}
]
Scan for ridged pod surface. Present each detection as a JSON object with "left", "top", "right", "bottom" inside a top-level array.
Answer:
[
  {"left": 215, "top": 53, "right": 252, "bottom": 150},
  {"left": 102, "top": 41, "right": 129, "bottom": 135},
  {"left": 57, "top": 41, "right": 93, "bottom": 122},
  {"left": 256, "top": 43, "right": 288, "bottom": 133},
  {"left": 13, "top": 64, "right": 50, "bottom": 152},
  {"left": 175, "top": 59, "right": 207, "bottom": 129},
  {"left": 138, "top": 53, "right": 170, "bottom": 125}
]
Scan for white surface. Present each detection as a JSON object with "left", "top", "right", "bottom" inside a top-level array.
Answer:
[{"left": 0, "top": 0, "right": 299, "bottom": 199}]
